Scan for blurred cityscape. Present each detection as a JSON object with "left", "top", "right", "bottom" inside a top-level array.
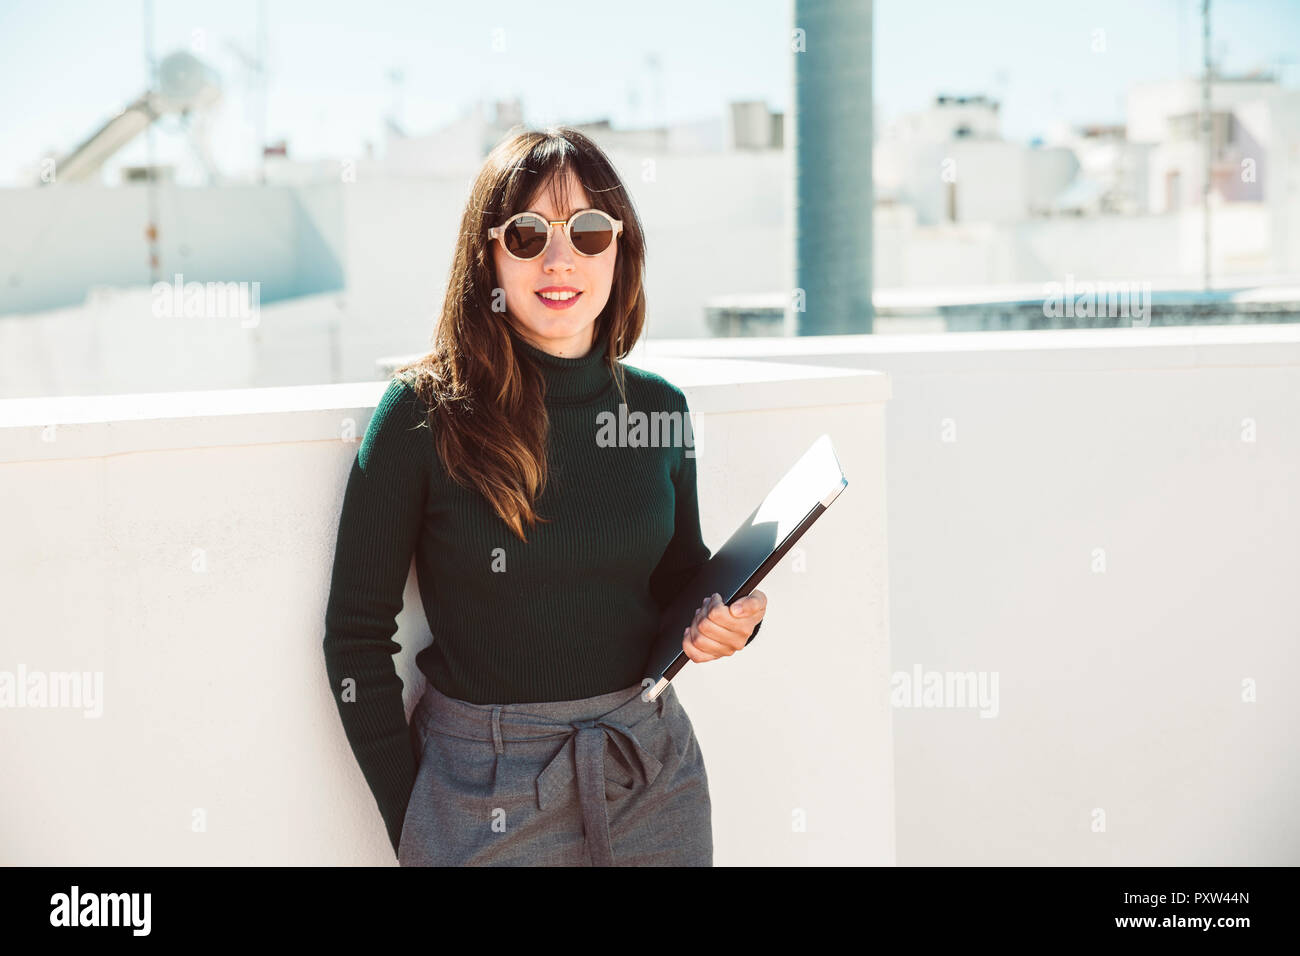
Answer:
[{"left": 1, "top": 4, "right": 1298, "bottom": 397}]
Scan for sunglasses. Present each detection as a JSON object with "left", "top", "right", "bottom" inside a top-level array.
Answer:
[{"left": 488, "top": 208, "right": 623, "bottom": 261}]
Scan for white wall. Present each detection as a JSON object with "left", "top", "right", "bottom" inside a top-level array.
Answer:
[
  {"left": 872, "top": 204, "right": 1284, "bottom": 290},
  {"left": 644, "top": 325, "right": 1300, "bottom": 865},
  {"left": 0, "top": 357, "right": 894, "bottom": 866},
  {"left": 0, "top": 182, "right": 346, "bottom": 316}
]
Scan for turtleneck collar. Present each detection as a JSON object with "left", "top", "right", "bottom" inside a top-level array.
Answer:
[{"left": 514, "top": 329, "right": 614, "bottom": 406}]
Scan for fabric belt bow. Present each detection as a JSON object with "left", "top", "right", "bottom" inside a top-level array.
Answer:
[{"left": 535, "top": 716, "right": 664, "bottom": 867}]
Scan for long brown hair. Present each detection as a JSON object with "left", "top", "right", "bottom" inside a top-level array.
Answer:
[{"left": 392, "top": 126, "right": 647, "bottom": 542}]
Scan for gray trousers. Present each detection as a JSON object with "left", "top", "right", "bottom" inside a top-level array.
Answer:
[{"left": 397, "top": 679, "right": 713, "bottom": 866}]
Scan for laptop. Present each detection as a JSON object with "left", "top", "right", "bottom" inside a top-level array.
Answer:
[{"left": 641, "top": 433, "right": 848, "bottom": 701}]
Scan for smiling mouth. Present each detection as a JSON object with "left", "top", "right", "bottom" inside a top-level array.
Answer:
[{"left": 535, "top": 290, "right": 583, "bottom": 309}]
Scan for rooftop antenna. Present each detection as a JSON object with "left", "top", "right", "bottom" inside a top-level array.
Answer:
[
  {"left": 646, "top": 53, "right": 664, "bottom": 131},
  {"left": 387, "top": 67, "right": 406, "bottom": 137},
  {"left": 1200, "top": 0, "right": 1211, "bottom": 292},
  {"left": 1176, "top": 0, "right": 1186, "bottom": 78},
  {"left": 225, "top": 0, "right": 269, "bottom": 182},
  {"left": 259, "top": 0, "right": 267, "bottom": 163},
  {"left": 624, "top": 78, "right": 640, "bottom": 126},
  {"left": 143, "top": 0, "right": 161, "bottom": 282}
]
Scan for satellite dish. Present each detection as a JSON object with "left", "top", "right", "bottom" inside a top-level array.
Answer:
[
  {"left": 156, "top": 51, "right": 221, "bottom": 112},
  {"left": 41, "top": 50, "right": 223, "bottom": 184}
]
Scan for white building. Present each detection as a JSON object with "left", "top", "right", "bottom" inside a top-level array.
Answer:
[
  {"left": 874, "top": 94, "right": 1077, "bottom": 225},
  {"left": 1038, "top": 124, "right": 1152, "bottom": 216},
  {"left": 1126, "top": 73, "right": 1298, "bottom": 214}
]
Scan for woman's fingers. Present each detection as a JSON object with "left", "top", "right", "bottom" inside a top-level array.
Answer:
[{"left": 682, "top": 593, "right": 750, "bottom": 661}]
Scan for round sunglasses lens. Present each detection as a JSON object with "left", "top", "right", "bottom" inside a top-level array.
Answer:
[
  {"left": 570, "top": 212, "right": 614, "bottom": 255},
  {"left": 503, "top": 214, "right": 549, "bottom": 259}
]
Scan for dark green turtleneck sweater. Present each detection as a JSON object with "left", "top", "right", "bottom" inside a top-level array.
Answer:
[{"left": 322, "top": 331, "right": 760, "bottom": 854}]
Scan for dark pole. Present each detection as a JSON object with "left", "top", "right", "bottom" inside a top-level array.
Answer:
[{"left": 791, "top": 0, "right": 874, "bottom": 335}]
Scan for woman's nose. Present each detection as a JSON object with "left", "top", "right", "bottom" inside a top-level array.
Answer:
[{"left": 542, "top": 225, "right": 576, "bottom": 271}]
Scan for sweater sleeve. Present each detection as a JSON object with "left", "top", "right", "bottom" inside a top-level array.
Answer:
[
  {"left": 648, "top": 390, "right": 762, "bottom": 648},
  {"left": 322, "top": 376, "right": 432, "bottom": 856}
]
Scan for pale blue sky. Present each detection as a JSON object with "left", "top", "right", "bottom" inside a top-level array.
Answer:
[{"left": 0, "top": 0, "right": 1296, "bottom": 185}]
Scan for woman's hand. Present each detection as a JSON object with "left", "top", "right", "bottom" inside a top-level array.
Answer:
[{"left": 681, "top": 590, "right": 767, "bottom": 663}]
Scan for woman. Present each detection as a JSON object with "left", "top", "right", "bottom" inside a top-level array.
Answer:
[{"left": 322, "top": 126, "right": 767, "bottom": 867}]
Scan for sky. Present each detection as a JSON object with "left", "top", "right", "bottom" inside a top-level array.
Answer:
[{"left": 0, "top": 0, "right": 1297, "bottom": 185}]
